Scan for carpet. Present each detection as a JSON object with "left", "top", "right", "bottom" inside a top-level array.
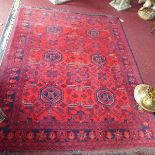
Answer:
[{"left": 0, "top": 7, "right": 155, "bottom": 154}]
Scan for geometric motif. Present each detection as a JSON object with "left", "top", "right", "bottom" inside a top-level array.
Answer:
[
  {"left": 46, "top": 26, "right": 62, "bottom": 34},
  {"left": 87, "top": 29, "right": 100, "bottom": 37},
  {"left": 40, "top": 86, "right": 63, "bottom": 104},
  {"left": 44, "top": 51, "right": 62, "bottom": 64},
  {"left": 0, "top": 7, "right": 154, "bottom": 154},
  {"left": 96, "top": 89, "right": 115, "bottom": 106},
  {"left": 91, "top": 54, "right": 106, "bottom": 66},
  {"left": 66, "top": 66, "right": 89, "bottom": 85}
]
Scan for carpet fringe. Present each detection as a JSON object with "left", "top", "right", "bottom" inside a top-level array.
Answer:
[{"left": 1, "top": 148, "right": 155, "bottom": 155}]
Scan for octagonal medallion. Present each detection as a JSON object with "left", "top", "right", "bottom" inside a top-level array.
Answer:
[
  {"left": 40, "top": 86, "right": 63, "bottom": 104},
  {"left": 96, "top": 89, "right": 115, "bottom": 106}
]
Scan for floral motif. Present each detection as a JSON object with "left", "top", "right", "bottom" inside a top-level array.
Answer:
[
  {"left": 145, "top": 129, "right": 153, "bottom": 139},
  {"left": 36, "top": 131, "right": 46, "bottom": 141},
  {"left": 77, "top": 131, "right": 87, "bottom": 141},
  {"left": 49, "top": 131, "right": 57, "bottom": 140},
  {"left": 105, "top": 131, "right": 113, "bottom": 139},
  {"left": 130, "top": 130, "right": 138, "bottom": 140},
  {"left": 114, "top": 130, "right": 122, "bottom": 140},
  {"left": 68, "top": 131, "right": 75, "bottom": 140},
  {"left": 58, "top": 131, "right": 67, "bottom": 141},
  {"left": 89, "top": 131, "right": 96, "bottom": 140},
  {"left": 27, "top": 131, "right": 34, "bottom": 140},
  {"left": 124, "top": 131, "right": 130, "bottom": 139}
]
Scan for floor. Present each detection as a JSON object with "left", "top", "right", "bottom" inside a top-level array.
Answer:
[
  {"left": 0, "top": 0, "right": 13, "bottom": 34},
  {"left": 0, "top": 0, "right": 155, "bottom": 86}
]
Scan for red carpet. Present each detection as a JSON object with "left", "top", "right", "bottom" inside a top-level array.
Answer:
[{"left": 0, "top": 7, "right": 155, "bottom": 154}]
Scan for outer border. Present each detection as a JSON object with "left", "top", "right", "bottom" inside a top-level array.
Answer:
[{"left": 0, "top": 0, "right": 21, "bottom": 64}]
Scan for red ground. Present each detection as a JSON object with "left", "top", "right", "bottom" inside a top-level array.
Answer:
[{"left": 1, "top": 0, "right": 155, "bottom": 86}]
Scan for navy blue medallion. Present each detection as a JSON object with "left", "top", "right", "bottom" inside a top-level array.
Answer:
[
  {"left": 44, "top": 51, "right": 62, "bottom": 64},
  {"left": 40, "top": 86, "right": 63, "bottom": 104},
  {"left": 91, "top": 54, "right": 106, "bottom": 66},
  {"left": 46, "top": 26, "right": 62, "bottom": 34},
  {"left": 87, "top": 29, "right": 100, "bottom": 37},
  {"left": 96, "top": 89, "right": 115, "bottom": 106}
]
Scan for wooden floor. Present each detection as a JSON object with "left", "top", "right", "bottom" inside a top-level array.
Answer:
[{"left": 0, "top": 0, "right": 155, "bottom": 86}]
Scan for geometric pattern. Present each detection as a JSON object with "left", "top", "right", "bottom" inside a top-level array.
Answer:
[
  {"left": 0, "top": 7, "right": 154, "bottom": 154},
  {"left": 91, "top": 54, "right": 106, "bottom": 66},
  {"left": 40, "top": 86, "right": 63, "bottom": 104},
  {"left": 44, "top": 51, "right": 62, "bottom": 64},
  {"left": 96, "top": 89, "right": 115, "bottom": 106}
]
